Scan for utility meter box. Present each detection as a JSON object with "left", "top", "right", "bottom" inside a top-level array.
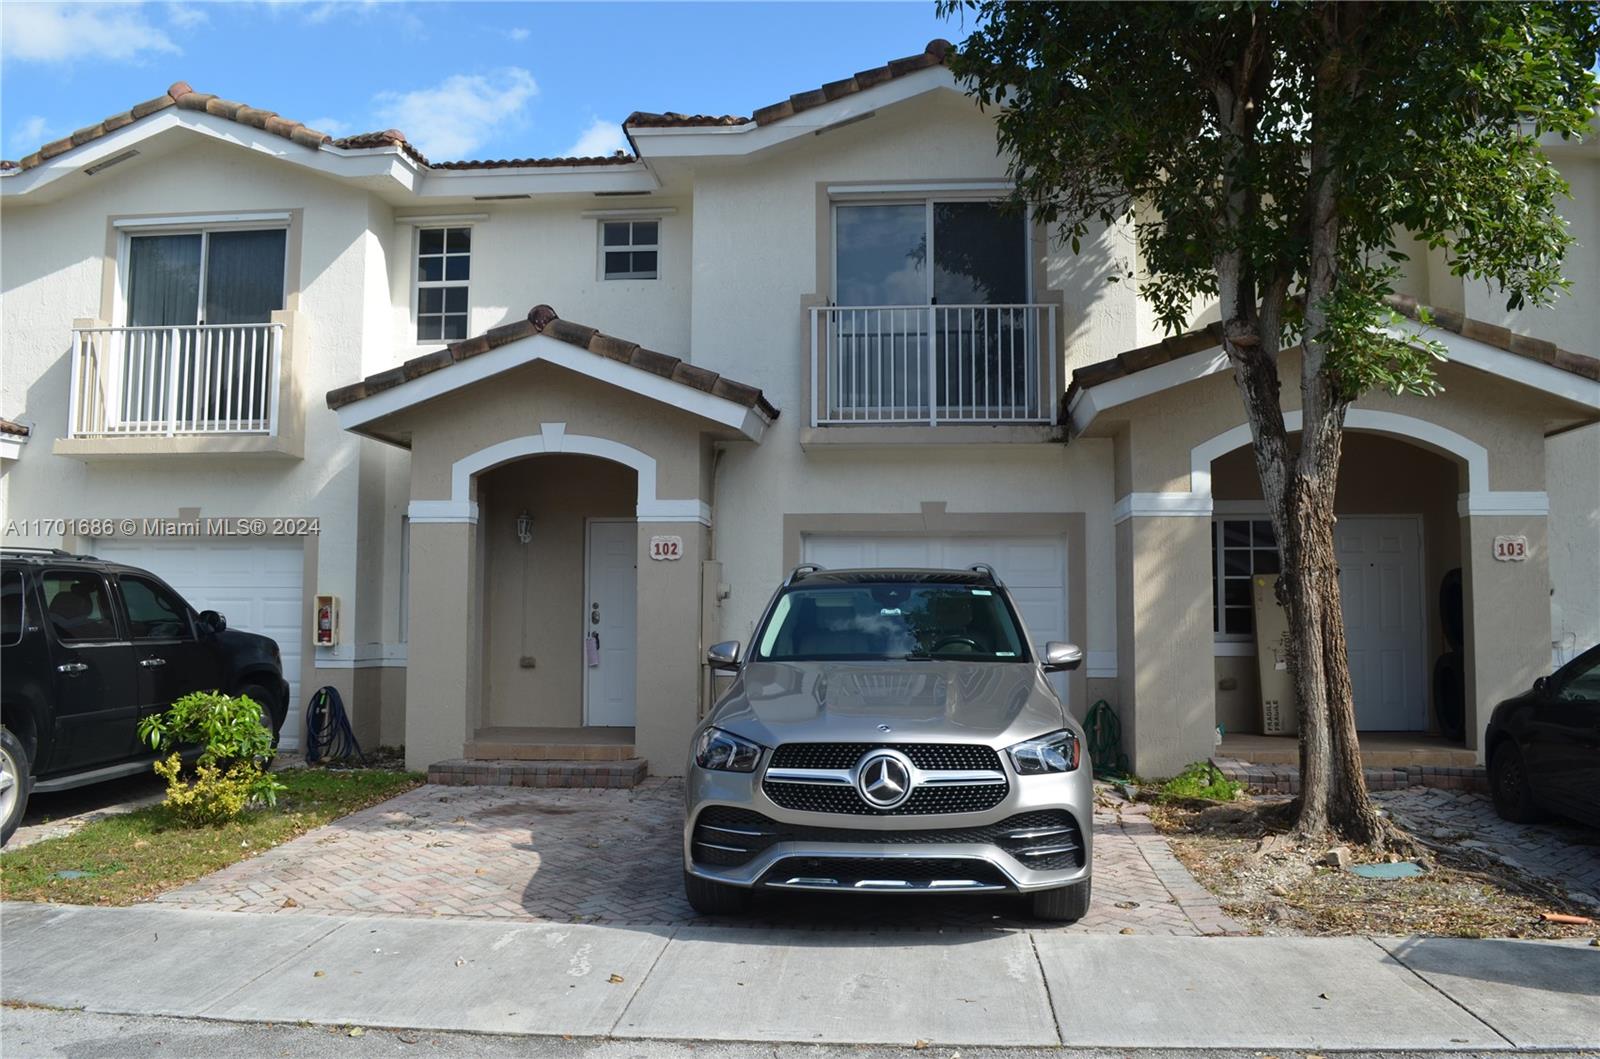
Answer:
[{"left": 1251, "top": 575, "right": 1298, "bottom": 736}]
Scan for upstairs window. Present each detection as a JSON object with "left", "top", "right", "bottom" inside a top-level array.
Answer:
[
  {"left": 125, "top": 227, "right": 287, "bottom": 328},
  {"left": 833, "top": 200, "right": 1027, "bottom": 307},
  {"left": 601, "top": 220, "right": 658, "bottom": 280},
  {"left": 417, "top": 226, "right": 470, "bottom": 341}
]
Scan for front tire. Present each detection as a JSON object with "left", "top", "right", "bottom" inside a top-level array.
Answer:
[
  {"left": 238, "top": 683, "right": 284, "bottom": 751},
  {"left": 1, "top": 726, "right": 34, "bottom": 848},
  {"left": 1031, "top": 877, "right": 1091, "bottom": 922},
  {"left": 1489, "top": 741, "right": 1542, "bottom": 823},
  {"left": 683, "top": 869, "right": 752, "bottom": 916}
]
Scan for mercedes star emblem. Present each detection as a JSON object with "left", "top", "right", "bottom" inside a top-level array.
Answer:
[{"left": 855, "top": 749, "right": 915, "bottom": 809}]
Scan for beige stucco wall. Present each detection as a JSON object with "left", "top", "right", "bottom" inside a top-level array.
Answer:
[{"left": 479, "top": 455, "right": 635, "bottom": 728}]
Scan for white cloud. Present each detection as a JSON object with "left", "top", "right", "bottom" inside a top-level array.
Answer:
[
  {"left": 508, "top": 27, "right": 529, "bottom": 42},
  {"left": 8, "top": 116, "right": 56, "bottom": 153},
  {"left": 563, "top": 117, "right": 627, "bottom": 159},
  {"left": 166, "top": 3, "right": 208, "bottom": 29},
  {"left": 374, "top": 68, "right": 538, "bottom": 160},
  {"left": 1, "top": 3, "right": 180, "bottom": 63}
]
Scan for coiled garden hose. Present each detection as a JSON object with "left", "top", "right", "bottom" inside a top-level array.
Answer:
[
  {"left": 1084, "top": 699, "right": 1130, "bottom": 778},
  {"left": 304, "top": 685, "right": 367, "bottom": 766}
]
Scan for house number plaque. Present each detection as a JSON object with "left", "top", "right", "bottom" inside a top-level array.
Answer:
[
  {"left": 1492, "top": 535, "right": 1528, "bottom": 562},
  {"left": 649, "top": 535, "right": 684, "bottom": 561}
]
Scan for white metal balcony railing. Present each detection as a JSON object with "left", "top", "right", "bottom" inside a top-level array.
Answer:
[
  {"left": 809, "top": 304, "right": 1058, "bottom": 427},
  {"left": 68, "top": 323, "right": 284, "bottom": 438}
]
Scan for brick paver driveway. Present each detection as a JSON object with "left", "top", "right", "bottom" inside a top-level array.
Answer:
[
  {"left": 1377, "top": 788, "right": 1600, "bottom": 910},
  {"left": 157, "top": 780, "right": 1237, "bottom": 935}
]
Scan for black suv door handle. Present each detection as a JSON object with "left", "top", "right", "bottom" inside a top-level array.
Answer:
[
  {"left": 139, "top": 657, "right": 167, "bottom": 668},
  {"left": 57, "top": 662, "right": 88, "bottom": 674}
]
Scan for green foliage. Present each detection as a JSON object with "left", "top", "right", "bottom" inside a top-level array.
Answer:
[
  {"left": 138, "top": 691, "right": 285, "bottom": 825},
  {"left": 138, "top": 689, "right": 275, "bottom": 766},
  {"left": 941, "top": 0, "right": 1600, "bottom": 383},
  {"left": 1157, "top": 762, "right": 1245, "bottom": 804}
]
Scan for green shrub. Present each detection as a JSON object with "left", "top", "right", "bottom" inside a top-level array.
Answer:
[
  {"left": 139, "top": 691, "right": 285, "bottom": 824},
  {"left": 1156, "top": 761, "right": 1244, "bottom": 804}
]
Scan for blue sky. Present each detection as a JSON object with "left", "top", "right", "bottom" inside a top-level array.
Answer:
[{"left": 1, "top": 2, "right": 965, "bottom": 162}]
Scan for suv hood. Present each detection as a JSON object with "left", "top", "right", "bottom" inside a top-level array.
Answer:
[{"left": 710, "top": 660, "right": 1070, "bottom": 748}]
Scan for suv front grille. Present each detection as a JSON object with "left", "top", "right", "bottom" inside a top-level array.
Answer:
[
  {"left": 768, "top": 743, "right": 1002, "bottom": 771},
  {"left": 692, "top": 807, "right": 1085, "bottom": 872},
  {"left": 762, "top": 742, "right": 1010, "bottom": 816}
]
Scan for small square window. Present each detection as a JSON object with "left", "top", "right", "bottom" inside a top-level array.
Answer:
[{"left": 600, "top": 218, "right": 660, "bottom": 280}]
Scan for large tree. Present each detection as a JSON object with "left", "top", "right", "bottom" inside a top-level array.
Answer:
[{"left": 944, "top": 1, "right": 1599, "bottom": 842}]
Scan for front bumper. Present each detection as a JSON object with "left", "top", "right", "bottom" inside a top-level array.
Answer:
[{"left": 684, "top": 758, "right": 1093, "bottom": 894}]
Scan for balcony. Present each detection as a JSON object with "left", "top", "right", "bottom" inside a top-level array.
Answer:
[
  {"left": 55, "top": 317, "right": 302, "bottom": 460},
  {"left": 68, "top": 323, "right": 283, "bottom": 437},
  {"left": 809, "top": 304, "right": 1058, "bottom": 431}
]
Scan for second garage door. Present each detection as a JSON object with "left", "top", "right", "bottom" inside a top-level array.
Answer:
[
  {"left": 92, "top": 538, "right": 306, "bottom": 748},
  {"left": 801, "top": 534, "right": 1070, "bottom": 698}
]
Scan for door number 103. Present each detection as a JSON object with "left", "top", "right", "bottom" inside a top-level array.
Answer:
[
  {"left": 1493, "top": 535, "right": 1528, "bottom": 562},
  {"left": 649, "top": 535, "right": 684, "bottom": 561}
]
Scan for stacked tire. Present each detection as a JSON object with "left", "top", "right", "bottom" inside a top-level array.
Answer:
[{"left": 1431, "top": 568, "right": 1466, "bottom": 742}]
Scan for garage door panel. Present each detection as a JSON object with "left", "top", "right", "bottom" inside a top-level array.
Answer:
[{"left": 92, "top": 538, "right": 305, "bottom": 748}]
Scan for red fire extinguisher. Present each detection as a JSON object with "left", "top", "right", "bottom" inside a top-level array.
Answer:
[{"left": 315, "top": 595, "right": 337, "bottom": 646}]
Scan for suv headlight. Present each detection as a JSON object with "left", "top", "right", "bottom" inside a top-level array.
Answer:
[
  {"left": 693, "top": 727, "right": 763, "bottom": 772},
  {"left": 1006, "top": 730, "right": 1081, "bottom": 775}
]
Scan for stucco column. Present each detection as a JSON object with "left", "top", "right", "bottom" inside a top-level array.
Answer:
[
  {"left": 633, "top": 521, "right": 709, "bottom": 775},
  {"left": 1460, "top": 513, "right": 1550, "bottom": 756},
  {"left": 1115, "top": 512, "right": 1216, "bottom": 777},
  {"left": 403, "top": 520, "right": 482, "bottom": 771}
]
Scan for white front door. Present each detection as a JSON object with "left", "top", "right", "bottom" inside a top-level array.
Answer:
[
  {"left": 92, "top": 537, "right": 305, "bottom": 747},
  {"left": 584, "top": 519, "right": 637, "bottom": 727},
  {"left": 801, "top": 533, "right": 1071, "bottom": 701},
  {"left": 1335, "top": 516, "right": 1427, "bottom": 731}
]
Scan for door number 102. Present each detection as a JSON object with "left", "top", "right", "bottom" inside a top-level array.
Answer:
[{"left": 649, "top": 535, "right": 684, "bottom": 561}]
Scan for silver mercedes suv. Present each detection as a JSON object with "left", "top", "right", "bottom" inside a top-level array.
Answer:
[{"left": 683, "top": 564, "right": 1093, "bottom": 921}]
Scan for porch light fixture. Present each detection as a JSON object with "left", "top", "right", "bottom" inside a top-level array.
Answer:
[{"left": 515, "top": 512, "right": 534, "bottom": 545}]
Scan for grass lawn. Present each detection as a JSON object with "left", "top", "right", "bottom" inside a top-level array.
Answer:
[{"left": 1, "top": 768, "right": 420, "bottom": 906}]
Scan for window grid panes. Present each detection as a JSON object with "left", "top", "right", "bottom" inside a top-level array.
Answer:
[
  {"left": 417, "top": 226, "right": 470, "bottom": 341},
  {"left": 1213, "top": 518, "right": 1281, "bottom": 639},
  {"left": 601, "top": 220, "right": 659, "bottom": 280}
]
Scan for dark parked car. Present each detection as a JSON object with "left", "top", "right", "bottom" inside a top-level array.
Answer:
[
  {"left": 1485, "top": 641, "right": 1600, "bottom": 828},
  {"left": 0, "top": 548, "right": 289, "bottom": 845}
]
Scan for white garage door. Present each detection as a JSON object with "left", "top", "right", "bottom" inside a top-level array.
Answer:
[
  {"left": 93, "top": 538, "right": 305, "bottom": 748},
  {"left": 801, "top": 534, "right": 1070, "bottom": 699}
]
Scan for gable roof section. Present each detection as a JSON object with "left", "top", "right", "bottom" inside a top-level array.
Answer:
[
  {"left": 624, "top": 39, "right": 951, "bottom": 132},
  {"left": 327, "top": 305, "right": 777, "bottom": 442},
  {"left": 1067, "top": 296, "right": 1599, "bottom": 435},
  {"left": 2, "top": 82, "right": 637, "bottom": 174}
]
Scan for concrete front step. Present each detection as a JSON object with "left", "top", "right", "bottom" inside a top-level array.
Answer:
[
  {"left": 428, "top": 758, "right": 649, "bottom": 789},
  {"left": 464, "top": 740, "right": 636, "bottom": 762}
]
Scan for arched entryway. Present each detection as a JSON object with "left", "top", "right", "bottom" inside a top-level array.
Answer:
[
  {"left": 478, "top": 453, "right": 639, "bottom": 735},
  {"left": 1207, "top": 432, "right": 1467, "bottom": 747}
]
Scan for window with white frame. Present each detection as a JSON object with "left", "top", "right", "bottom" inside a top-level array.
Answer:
[
  {"left": 600, "top": 220, "right": 658, "bottom": 280},
  {"left": 416, "top": 226, "right": 470, "bottom": 340},
  {"left": 1212, "top": 516, "right": 1281, "bottom": 639}
]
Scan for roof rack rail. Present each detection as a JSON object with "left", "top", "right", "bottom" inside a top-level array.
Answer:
[
  {"left": 784, "top": 562, "right": 824, "bottom": 586},
  {"left": 967, "top": 563, "right": 1003, "bottom": 586},
  {"left": 1, "top": 547, "right": 75, "bottom": 557}
]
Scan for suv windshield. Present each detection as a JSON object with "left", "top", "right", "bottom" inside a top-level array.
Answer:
[{"left": 755, "top": 583, "right": 1029, "bottom": 662}]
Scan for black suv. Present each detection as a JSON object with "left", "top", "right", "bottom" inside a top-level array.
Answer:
[{"left": 0, "top": 548, "right": 290, "bottom": 844}]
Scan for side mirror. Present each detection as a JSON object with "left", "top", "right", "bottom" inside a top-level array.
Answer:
[
  {"left": 707, "top": 640, "right": 742, "bottom": 672},
  {"left": 1041, "top": 641, "right": 1083, "bottom": 673},
  {"left": 198, "top": 610, "right": 227, "bottom": 635}
]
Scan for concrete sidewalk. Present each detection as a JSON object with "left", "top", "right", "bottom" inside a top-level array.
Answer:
[{"left": 3, "top": 902, "right": 1597, "bottom": 1051}]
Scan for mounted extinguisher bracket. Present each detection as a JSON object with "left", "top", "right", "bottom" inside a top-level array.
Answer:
[{"left": 314, "top": 594, "right": 340, "bottom": 647}]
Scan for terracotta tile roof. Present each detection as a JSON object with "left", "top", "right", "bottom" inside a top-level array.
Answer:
[
  {"left": 3, "top": 83, "right": 639, "bottom": 173},
  {"left": 1066, "top": 294, "right": 1599, "bottom": 408},
  {"left": 624, "top": 39, "right": 952, "bottom": 131},
  {"left": 325, "top": 305, "right": 779, "bottom": 422},
  {"left": 0, "top": 418, "right": 32, "bottom": 438}
]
